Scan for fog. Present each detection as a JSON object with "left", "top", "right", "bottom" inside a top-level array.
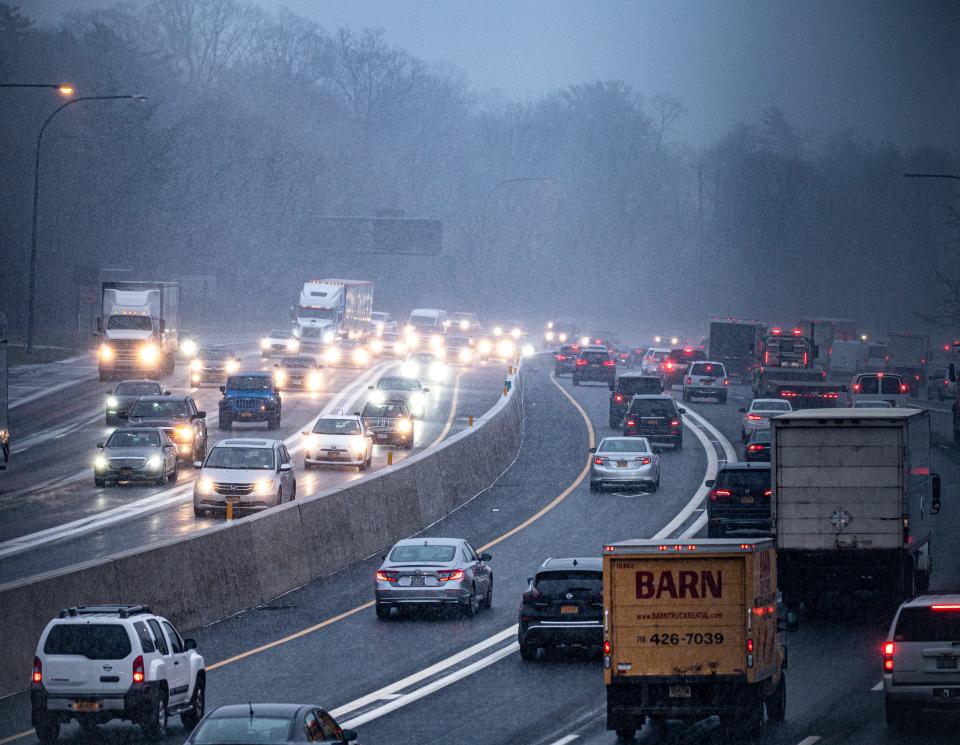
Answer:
[{"left": 2, "top": 0, "right": 958, "bottom": 343}]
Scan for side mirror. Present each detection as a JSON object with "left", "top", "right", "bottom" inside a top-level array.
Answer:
[
  {"left": 779, "top": 612, "right": 799, "bottom": 632},
  {"left": 841, "top": 385, "right": 849, "bottom": 393},
  {"left": 219, "top": 385, "right": 226, "bottom": 393},
  {"left": 588, "top": 447, "right": 596, "bottom": 453},
  {"left": 678, "top": 407, "right": 687, "bottom": 414},
  {"left": 423, "top": 388, "right": 430, "bottom": 393},
  {"left": 705, "top": 479, "right": 715, "bottom": 488},
  {"left": 341, "top": 729, "right": 358, "bottom": 743},
  {"left": 738, "top": 407, "right": 746, "bottom": 413},
  {"left": 96, "top": 442, "right": 104, "bottom": 449},
  {"left": 193, "top": 461, "right": 203, "bottom": 469},
  {"left": 183, "top": 638, "right": 197, "bottom": 650},
  {"left": 163, "top": 390, "right": 171, "bottom": 396},
  {"left": 117, "top": 412, "right": 129, "bottom": 420},
  {"left": 931, "top": 473, "right": 942, "bottom": 514},
  {"left": 302, "top": 430, "right": 311, "bottom": 436},
  {"left": 353, "top": 411, "right": 360, "bottom": 416},
  {"left": 368, "top": 385, "right": 374, "bottom": 390},
  {"left": 195, "top": 411, "right": 206, "bottom": 419},
  {"left": 480, "top": 552, "right": 492, "bottom": 562},
  {"left": 279, "top": 462, "right": 293, "bottom": 472}
]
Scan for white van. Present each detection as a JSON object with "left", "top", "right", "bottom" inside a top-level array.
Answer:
[
  {"left": 846, "top": 372, "right": 909, "bottom": 407},
  {"left": 407, "top": 308, "right": 448, "bottom": 333}
]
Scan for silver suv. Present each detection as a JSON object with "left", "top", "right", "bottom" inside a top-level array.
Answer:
[
  {"left": 883, "top": 594, "right": 960, "bottom": 726},
  {"left": 31, "top": 605, "right": 205, "bottom": 743},
  {"left": 682, "top": 360, "right": 729, "bottom": 403}
]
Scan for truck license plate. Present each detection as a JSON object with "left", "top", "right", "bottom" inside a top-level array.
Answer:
[
  {"left": 74, "top": 701, "right": 99, "bottom": 712},
  {"left": 668, "top": 685, "right": 691, "bottom": 698},
  {"left": 937, "top": 657, "right": 958, "bottom": 670},
  {"left": 560, "top": 605, "right": 579, "bottom": 614}
]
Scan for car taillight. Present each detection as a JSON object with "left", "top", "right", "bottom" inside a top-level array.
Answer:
[
  {"left": 666, "top": 362, "right": 674, "bottom": 370},
  {"left": 575, "top": 359, "right": 588, "bottom": 366},
  {"left": 932, "top": 604, "right": 960, "bottom": 611},
  {"left": 709, "top": 489, "right": 732, "bottom": 501},
  {"left": 615, "top": 394, "right": 623, "bottom": 402},
  {"left": 747, "top": 638, "right": 754, "bottom": 652},
  {"left": 594, "top": 456, "right": 606, "bottom": 465},
  {"left": 438, "top": 569, "right": 465, "bottom": 582},
  {"left": 747, "top": 444, "right": 762, "bottom": 452},
  {"left": 626, "top": 419, "right": 636, "bottom": 427},
  {"left": 685, "top": 377, "right": 692, "bottom": 385},
  {"left": 376, "top": 570, "right": 399, "bottom": 582},
  {"left": 764, "top": 489, "right": 772, "bottom": 497},
  {"left": 132, "top": 655, "right": 145, "bottom": 684},
  {"left": 556, "top": 354, "right": 565, "bottom": 361},
  {"left": 670, "top": 419, "right": 680, "bottom": 427},
  {"left": 32, "top": 657, "right": 42, "bottom": 685},
  {"left": 883, "top": 642, "right": 895, "bottom": 672},
  {"left": 853, "top": 383, "right": 860, "bottom": 393},
  {"left": 602, "top": 360, "right": 615, "bottom": 367},
  {"left": 900, "top": 383, "right": 909, "bottom": 393},
  {"left": 724, "top": 378, "right": 729, "bottom": 386},
  {"left": 637, "top": 456, "right": 651, "bottom": 465},
  {"left": 746, "top": 414, "right": 762, "bottom": 420},
  {"left": 603, "top": 640, "right": 612, "bottom": 655}
]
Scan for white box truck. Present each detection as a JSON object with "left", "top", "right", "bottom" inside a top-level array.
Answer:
[
  {"left": 294, "top": 279, "right": 373, "bottom": 346},
  {"left": 96, "top": 281, "right": 180, "bottom": 381},
  {"left": 771, "top": 409, "right": 941, "bottom": 608}
]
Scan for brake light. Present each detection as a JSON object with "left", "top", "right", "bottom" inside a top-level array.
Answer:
[
  {"left": 883, "top": 642, "right": 895, "bottom": 672},
  {"left": 802, "top": 352, "right": 808, "bottom": 365},
  {"left": 666, "top": 362, "right": 674, "bottom": 370},
  {"left": 709, "top": 489, "right": 732, "bottom": 501},
  {"left": 32, "top": 657, "right": 42, "bottom": 685},
  {"left": 772, "top": 327, "right": 781, "bottom": 335},
  {"left": 746, "top": 414, "right": 762, "bottom": 421},
  {"left": 626, "top": 419, "right": 636, "bottom": 427},
  {"left": 555, "top": 354, "right": 565, "bottom": 361},
  {"left": 724, "top": 378, "right": 729, "bottom": 386},
  {"left": 764, "top": 489, "right": 772, "bottom": 497},
  {"left": 438, "top": 569, "right": 464, "bottom": 582},
  {"left": 637, "top": 456, "right": 652, "bottom": 465},
  {"left": 603, "top": 640, "right": 611, "bottom": 655},
  {"left": 376, "top": 570, "right": 399, "bottom": 582},
  {"left": 602, "top": 359, "right": 615, "bottom": 367},
  {"left": 747, "top": 444, "right": 762, "bottom": 452},
  {"left": 132, "top": 655, "right": 145, "bottom": 684},
  {"left": 684, "top": 347, "right": 693, "bottom": 353},
  {"left": 932, "top": 604, "right": 960, "bottom": 611},
  {"left": 686, "top": 377, "right": 692, "bottom": 385},
  {"left": 594, "top": 456, "right": 606, "bottom": 465},
  {"left": 615, "top": 394, "right": 623, "bottom": 402},
  {"left": 853, "top": 383, "right": 860, "bottom": 393},
  {"left": 793, "top": 328, "right": 802, "bottom": 336},
  {"left": 670, "top": 419, "right": 680, "bottom": 427},
  {"left": 900, "top": 383, "right": 909, "bottom": 393},
  {"left": 575, "top": 359, "right": 588, "bottom": 366}
]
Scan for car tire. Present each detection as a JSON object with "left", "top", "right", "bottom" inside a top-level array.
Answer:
[
  {"left": 34, "top": 714, "right": 59, "bottom": 745},
  {"left": 179, "top": 676, "right": 205, "bottom": 730},
  {"left": 682, "top": 390, "right": 689, "bottom": 402},
  {"left": 366, "top": 454, "right": 373, "bottom": 469},
  {"left": 719, "top": 392, "right": 728, "bottom": 404},
  {"left": 463, "top": 586, "right": 479, "bottom": 617},
  {"left": 276, "top": 486, "right": 283, "bottom": 506},
  {"left": 675, "top": 438, "right": 683, "bottom": 450},
  {"left": 290, "top": 481, "right": 296, "bottom": 500},
  {"left": 885, "top": 697, "right": 917, "bottom": 727},
  {"left": 141, "top": 687, "right": 168, "bottom": 741},
  {"left": 78, "top": 718, "right": 98, "bottom": 738},
  {"left": 519, "top": 642, "right": 538, "bottom": 662},
  {"left": 304, "top": 461, "right": 314, "bottom": 471},
  {"left": 168, "top": 462, "right": 179, "bottom": 483},
  {"left": 375, "top": 604, "right": 392, "bottom": 620},
  {"left": 708, "top": 523, "right": 721, "bottom": 538},
  {"left": 614, "top": 728, "right": 635, "bottom": 742},
  {"left": 359, "top": 459, "right": 368, "bottom": 472},
  {"left": 267, "top": 416, "right": 279, "bottom": 431},
  {"left": 939, "top": 388, "right": 945, "bottom": 401},
  {"left": 766, "top": 673, "right": 786, "bottom": 723},
  {"left": 572, "top": 378, "right": 579, "bottom": 386},
  {"left": 589, "top": 481, "right": 598, "bottom": 492},
  {"left": 481, "top": 580, "right": 493, "bottom": 609},
  {"left": 194, "top": 506, "right": 205, "bottom": 517},
  {"left": 94, "top": 477, "right": 106, "bottom": 487},
  {"left": 219, "top": 416, "right": 231, "bottom": 431}
]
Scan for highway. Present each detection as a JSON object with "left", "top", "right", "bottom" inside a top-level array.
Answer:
[{"left": 1, "top": 354, "right": 958, "bottom": 745}]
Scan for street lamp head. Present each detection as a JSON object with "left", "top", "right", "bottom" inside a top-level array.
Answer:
[{"left": 57, "top": 84, "right": 75, "bottom": 96}]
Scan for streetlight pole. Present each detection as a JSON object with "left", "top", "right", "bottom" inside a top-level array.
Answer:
[{"left": 26, "top": 94, "right": 147, "bottom": 353}]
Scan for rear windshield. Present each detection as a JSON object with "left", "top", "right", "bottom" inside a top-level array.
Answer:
[
  {"left": 599, "top": 438, "right": 651, "bottom": 453},
  {"left": 192, "top": 716, "right": 295, "bottom": 744},
  {"left": 559, "top": 346, "right": 578, "bottom": 355},
  {"left": 535, "top": 571, "right": 603, "bottom": 596},
  {"left": 856, "top": 375, "right": 902, "bottom": 394},
  {"left": 389, "top": 544, "right": 456, "bottom": 563},
  {"left": 749, "top": 430, "right": 771, "bottom": 444},
  {"left": 43, "top": 624, "right": 132, "bottom": 660},
  {"left": 752, "top": 401, "right": 791, "bottom": 412},
  {"left": 628, "top": 399, "right": 678, "bottom": 417},
  {"left": 853, "top": 400, "right": 892, "bottom": 408},
  {"left": 115, "top": 382, "right": 162, "bottom": 396},
  {"left": 689, "top": 362, "right": 725, "bottom": 376},
  {"left": 715, "top": 469, "right": 771, "bottom": 492},
  {"left": 618, "top": 378, "right": 660, "bottom": 395},
  {"left": 581, "top": 351, "right": 610, "bottom": 363},
  {"left": 894, "top": 608, "right": 960, "bottom": 642}
]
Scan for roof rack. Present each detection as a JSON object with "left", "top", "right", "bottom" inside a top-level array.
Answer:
[{"left": 58, "top": 605, "right": 152, "bottom": 619}]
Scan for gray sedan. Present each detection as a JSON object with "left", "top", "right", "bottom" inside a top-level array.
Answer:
[
  {"left": 105, "top": 379, "right": 165, "bottom": 425},
  {"left": 375, "top": 537, "right": 493, "bottom": 619},
  {"left": 589, "top": 436, "right": 660, "bottom": 492},
  {"left": 93, "top": 427, "right": 179, "bottom": 487}
]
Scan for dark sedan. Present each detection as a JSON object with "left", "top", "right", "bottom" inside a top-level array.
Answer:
[
  {"left": 360, "top": 400, "right": 414, "bottom": 448},
  {"left": 744, "top": 428, "right": 771, "bottom": 461},
  {"left": 127, "top": 395, "right": 208, "bottom": 461},
  {"left": 184, "top": 704, "right": 357, "bottom": 744},
  {"left": 554, "top": 345, "right": 579, "bottom": 376},
  {"left": 105, "top": 379, "right": 165, "bottom": 425}
]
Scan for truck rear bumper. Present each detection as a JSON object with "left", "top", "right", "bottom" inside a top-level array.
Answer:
[
  {"left": 778, "top": 548, "right": 913, "bottom": 599},
  {"left": 607, "top": 676, "right": 756, "bottom": 726}
]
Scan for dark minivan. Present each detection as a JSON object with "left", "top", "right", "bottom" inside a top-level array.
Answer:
[
  {"left": 609, "top": 374, "right": 664, "bottom": 427},
  {"left": 622, "top": 395, "right": 684, "bottom": 448},
  {"left": 706, "top": 462, "right": 772, "bottom": 538}
]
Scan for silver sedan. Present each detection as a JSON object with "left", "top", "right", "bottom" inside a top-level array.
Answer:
[
  {"left": 589, "top": 436, "right": 660, "bottom": 492},
  {"left": 374, "top": 537, "right": 493, "bottom": 619},
  {"left": 93, "top": 427, "right": 179, "bottom": 487}
]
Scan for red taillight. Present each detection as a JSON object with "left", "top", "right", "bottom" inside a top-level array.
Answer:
[
  {"left": 883, "top": 642, "right": 895, "bottom": 672},
  {"left": 438, "top": 569, "right": 465, "bottom": 582},
  {"left": 575, "top": 359, "right": 588, "bottom": 366},
  {"left": 670, "top": 419, "right": 680, "bottom": 427},
  {"left": 684, "top": 347, "right": 693, "bottom": 353},
  {"left": 746, "top": 414, "right": 762, "bottom": 421},
  {"left": 602, "top": 359, "right": 615, "bottom": 367},
  {"left": 747, "top": 444, "right": 762, "bottom": 452},
  {"left": 772, "top": 327, "right": 781, "bottom": 335},
  {"left": 132, "top": 655, "right": 145, "bottom": 684},
  {"left": 666, "top": 362, "right": 674, "bottom": 370},
  {"left": 792, "top": 328, "right": 802, "bottom": 336},
  {"left": 685, "top": 377, "right": 692, "bottom": 385},
  {"left": 746, "top": 638, "right": 754, "bottom": 653},
  {"left": 900, "top": 384, "right": 909, "bottom": 393},
  {"left": 626, "top": 419, "right": 636, "bottom": 427},
  {"left": 603, "top": 640, "right": 611, "bottom": 655},
  {"left": 932, "top": 604, "right": 960, "bottom": 611},
  {"left": 594, "top": 456, "right": 605, "bottom": 465},
  {"left": 637, "top": 456, "right": 652, "bottom": 465},
  {"left": 555, "top": 354, "right": 565, "bottom": 361},
  {"left": 615, "top": 394, "right": 623, "bottom": 402},
  {"left": 764, "top": 489, "right": 772, "bottom": 497},
  {"left": 853, "top": 383, "right": 860, "bottom": 393},
  {"left": 32, "top": 657, "right": 42, "bottom": 685},
  {"left": 723, "top": 378, "right": 729, "bottom": 386},
  {"left": 376, "top": 570, "right": 399, "bottom": 583},
  {"left": 709, "top": 489, "right": 732, "bottom": 501}
]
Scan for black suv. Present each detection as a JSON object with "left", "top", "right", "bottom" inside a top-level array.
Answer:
[
  {"left": 662, "top": 347, "right": 706, "bottom": 388},
  {"left": 623, "top": 395, "right": 684, "bottom": 448},
  {"left": 609, "top": 374, "right": 664, "bottom": 427},
  {"left": 518, "top": 557, "right": 602, "bottom": 661},
  {"left": 126, "top": 395, "right": 208, "bottom": 461},
  {"left": 554, "top": 345, "right": 579, "bottom": 376},
  {"left": 706, "top": 462, "right": 772, "bottom": 538},
  {"left": 572, "top": 346, "right": 616, "bottom": 388}
]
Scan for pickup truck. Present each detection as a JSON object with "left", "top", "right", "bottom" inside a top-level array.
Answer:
[
  {"left": 604, "top": 539, "right": 792, "bottom": 741},
  {"left": 219, "top": 372, "right": 282, "bottom": 430}
]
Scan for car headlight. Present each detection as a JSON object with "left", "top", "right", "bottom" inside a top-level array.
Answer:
[
  {"left": 225, "top": 359, "right": 240, "bottom": 374},
  {"left": 545, "top": 331, "right": 555, "bottom": 341},
  {"left": 274, "top": 369, "right": 287, "bottom": 387},
  {"left": 99, "top": 344, "right": 113, "bottom": 361},
  {"left": 429, "top": 334, "right": 444, "bottom": 351},
  {"left": 558, "top": 333, "right": 567, "bottom": 342},
  {"left": 146, "top": 455, "right": 163, "bottom": 470},
  {"left": 492, "top": 326, "right": 503, "bottom": 337},
  {"left": 174, "top": 425, "right": 194, "bottom": 441},
  {"left": 459, "top": 319, "right": 469, "bottom": 331},
  {"left": 307, "top": 371, "right": 322, "bottom": 390},
  {"left": 510, "top": 327, "right": 522, "bottom": 339},
  {"left": 190, "top": 358, "right": 202, "bottom": 372},
  {"left": 181, "top": 339, "right": 197, "bottom": 357},
  {"left": 478, "top": 339, "right": 492, "bottom": 355},
  {"left": 580, "top": 336, "right": 590, "bottom": 346},
  {"left": 458, "top": 348, "right": 473, "bottom": 364},
  {"left": 397, "top": 418, "right": 412, "bottom": 433},
  {"left": 395, "top": 341, "right": 407, "bottom": 355},
  {"left": 322, "top": 331, "right": 335, "bottom": 344},
  {"left": 351, "top": 436, "right": 367, "bottom": 457},
  {"left": 106, "top": 396, "right": 119, "bottom": 409},
  {"left": 139, "top": 344, "right": 159, "bottom": 364},
  {"left": 324, "top": 346, "right": 342, "bottom": 364},
  {"left": 496, "top": 339, "right": 515, "bottom": 359},
  {"left": 429, "top": 362, "right": 447, "bottom": 382},
  {"left": 521, "top": 343, "right": 535, "bottom": 357},
  {"left": 197, "top": 478, "right": 213, "bottom": 494},
  {"left": 261, "top": 338, "right": 271, "bottom": 349},
  {"left": 411, "top": 392, "right": 426, "bottom": 410},
  {"left": 254, "top": 479, "right": 273, "bottom": 495},
  {"left": 353, "top": 348, "right": 370, "bottom": 365},
  {"left": 405, "top": 333, "right": 420, "bottom": 349},
  {"left": 370, "top": 339, "right": 383, "bottom": 354},
  {"left": 401, "top": 361, "right": 420, "bottom": 378},
  {"left": 94, "top": 453, "right": 108, "bottom": 469},
  {"left": 286, "top": 338, "right": 299, "bottom": 352},
  {"left": 370, "top": 390, "right": 386, "bottom": 404}
]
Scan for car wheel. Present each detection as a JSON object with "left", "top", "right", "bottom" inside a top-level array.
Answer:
[
  {"left": 34, "top": 714, "right": 59, "bottom": 745},
  {"left": 276, "top": 486, "right": 283, "bottom": 506},
  {"left": 193, "top": 506, "right": 205, "bottom": 517},
  {"left": 359, "top": 459, "right": 367, "bottom": 472},
  {"left": 766, "top": 673, "right": 786, "bottom": 723},
  {"left": 519, "top": 642, "right": 538, "bottom": 661},
  {"left": 155, "top": 471, "right": 166, "bottom": 486},
  {"left": 304, "top": 461, "right": 314, "bottom": 471},
  {"left": 675, "top": 438, "right": 683, "bottom": 450},
  {"left": 366, "top": 453, "right": 373, "bottom": 469},
  {"left": 168, "top": 462, "right": 179, "bottom": 483},
  {"left": 179, "top": 676, "right": 205, "bottom": 730},
  {"left": 885, "top": 697, "right": 917, "bottom": 727},
  {"left": 589, "top": 481, "right": 598, "bottom": 492},
  {"left": 682, "top": 390, "right": 689, "bottom": 402},
  {"left": 463, "top": 586, "right": 479, "bottom": 617},
  {"left": 572, "top": 378, "right": 579, "bottom": 386},
  {"left": 614, "top": 728, "right": 635, "bottom": 742},
  {"left": 290, "top": 481, "right": 296, "bottom": 500},
  {"left": 649, "top": 480, "right": 658, "bottom": 493},
  {"left": 375, "top": 604, "right": 392, "bottom": 620},
  {"left": 481, "top": 580, "right": 493, "bottom": 609},
  {"left": 719, "top": 392, "right": 728, "bottom": 404},
  {"left": 141, "top": 687, "right": 167, "bottom": 741},
  {"left": 78, "top": 718, "right": 98, "bottom": 738},
  {"left": 94, "top": 477, "right": 106, "bottom": 487}
]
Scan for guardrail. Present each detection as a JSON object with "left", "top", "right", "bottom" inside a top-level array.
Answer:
[{"left": 0, "top": 366, "right": 524, "bottom": 698}]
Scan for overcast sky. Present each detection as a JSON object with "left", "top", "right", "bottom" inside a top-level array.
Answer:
[{"left": 27, "top": 0, "right": 960, "bottom": 149}]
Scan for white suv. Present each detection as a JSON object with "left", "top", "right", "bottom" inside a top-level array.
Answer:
[
  {"left": 883, "top": 594, "right": 960, "bottom": 726},
  {"left": 31, "top": 605, "right": 205, "bottom": 743},
  {"left": 682, "top": 361, "right": 729, "bottom": 403}
]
